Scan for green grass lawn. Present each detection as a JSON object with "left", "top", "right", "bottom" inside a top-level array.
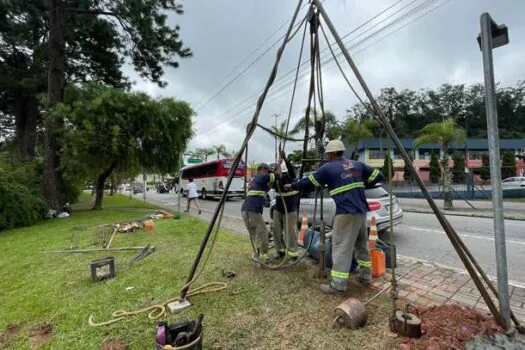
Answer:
[{"left": 1, "top": 194, "right": 398, "bottom": 349}]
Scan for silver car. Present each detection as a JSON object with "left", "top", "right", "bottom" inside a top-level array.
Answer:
[{"left": 270, "top": 184, "right": 403, "bottom": 233}]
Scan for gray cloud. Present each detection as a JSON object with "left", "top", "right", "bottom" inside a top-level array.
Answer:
[{"left": 127, "top": 0, "right": 525, "bottom": 163}]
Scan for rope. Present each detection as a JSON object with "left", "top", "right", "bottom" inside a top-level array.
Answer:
[
  {"left": 282, "top": 16, "right": 308, "bottom": 150},
  {"left": 175, "top": 0, "right": 306, "bottom": 300},
  {"left": 88, "top": 282, "right": 227, "bottom": 327},
  {"left": 89, "top": 203, "right": 229, "bottom": 327},
  {"left": 248, "top": 5, "right": 319, "bottom": 270}
]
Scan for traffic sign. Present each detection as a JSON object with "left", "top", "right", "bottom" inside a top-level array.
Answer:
[{"left": 188, "top": 158, "right": 203, "bottom": 164}]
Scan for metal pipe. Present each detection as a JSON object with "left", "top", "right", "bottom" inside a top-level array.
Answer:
[
  {"left": 41, "top": 247, "right": 151, "bottom": 254},
  {"left": 313, "top": 0, "right": 503, "bottom": 326},
  {"left": 179, "top": 0, "right": 305, "bottom": 300},
  {"left": 480, "top": 12, "right": 510, "bottom": 330}
]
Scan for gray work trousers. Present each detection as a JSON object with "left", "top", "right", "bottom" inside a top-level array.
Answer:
[
  {"left": 273, "top": 211, "right": 298, "bottom": 253},
  {"left": 241, "top": 211, "right": 269, "bottom": 255},
  {"left": 331, "top": 213, "right": 370, "bottom": 282}
]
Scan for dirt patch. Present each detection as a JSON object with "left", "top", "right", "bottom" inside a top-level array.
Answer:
[
  {"left": 100, "top": 339, "right": 127, "bottom": 350},
  {"left": 1, "top": 325, "right": 22, "bottom": 344},
  {"left": 29, "top": 324, "right": 53, "bottom": 348},
  {"left": 401, "top": 304, "right": 502, "bottom": 350}
]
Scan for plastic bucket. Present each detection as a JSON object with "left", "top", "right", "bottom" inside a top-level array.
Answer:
[
  {"left": 156, "top": 328, "right": 203, "bottom": 350},
  {"left": 305, "top": 228, "right": 358, "bottom": 272}
]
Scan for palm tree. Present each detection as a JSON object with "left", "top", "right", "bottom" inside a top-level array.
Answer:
[
  {"left": 197, "top": 147, "right": 214, "bottom": 162},
  {"left": 291, "top": 109, "right": 340, "bottom": 140},
  {"left": 414, "top": 118, "right": 466, "bottom": 210},
  {"left": 342, "top": 118, "right": 379, "bottom": 160},
  {"left": 213, "top": 144, "right": 231, "bottom": 159}
]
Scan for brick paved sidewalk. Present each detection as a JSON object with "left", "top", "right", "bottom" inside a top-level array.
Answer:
[
  {"left": 370, "top": 256, "right": 525, "bottom": 323},
  {"left": 181, "top": 209, "right": 525, "bottom": 323}
]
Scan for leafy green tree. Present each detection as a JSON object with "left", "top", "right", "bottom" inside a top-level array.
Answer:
[
  {"left": 415, "top": 119, "right": 466, "bottom": 210},
  {"left": 341, "top": 118, "right": 379, "bottom": 155},
  {"left": 429, "top": 152, "right": 441, "bottom": 184},
  {"left": 55, "top": 83, "right": 193, "bottom": 209},
  {"left": 0, "top": 0, "right": 192, "bottom": 208},
  {"left": 291, "top": 109, "right": 340, "bottom": 141},
  {"left": 452, "top": 152, "right": 466, "bottom": 183},
  {"left": 196, "top": 148, "right": 215, "bottom": 162},
  {"left": 382, "top": 153, "right": 394, "bottom": 181},
  {"left": 501, "top": 151, "right": 517, "bottom": 180},
  {"left": 480, "top": 154, "right": 491, "bottom": 182},
  {"left": 287, "top": 149, "right": 317, "bottom": 169},
  {"left": 403, "top": 154, "right": 414, "bottom": 183}
]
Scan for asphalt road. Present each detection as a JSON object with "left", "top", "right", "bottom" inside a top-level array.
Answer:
[{"left": 140, "top": 191, "right": 525, "bottom": 285}]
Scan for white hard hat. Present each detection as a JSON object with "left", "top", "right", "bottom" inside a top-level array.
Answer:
[{"left": 325, "top": 140, "right": 345, "bottom": 154}]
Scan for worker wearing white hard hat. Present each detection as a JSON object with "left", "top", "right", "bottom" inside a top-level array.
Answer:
[{"left": 285, "top": 139, "right": 384, "bottom": 296}]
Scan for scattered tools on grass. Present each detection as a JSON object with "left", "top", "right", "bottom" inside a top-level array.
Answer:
[
  {"left": 331, "top": 267, "right": 419, "bottom": 331},
  {"left": 131, "top": 244, "right": 156, "bottom": 263},
  {"left": 221, "top": 270, "right": 235, "bottom": 279},
  {"left": 104, "top": 225, "right": 119, "bottom": 249},
  {"left": 41, "top": 246, "right": 154, "bottom": 254}
]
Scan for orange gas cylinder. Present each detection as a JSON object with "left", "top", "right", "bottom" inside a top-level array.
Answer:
[
  {"left": 144, "top": 220, "right": 154, "bottom": 232},
  {"left": 370, "top": 249, "right": 386, "bottom": 278}
]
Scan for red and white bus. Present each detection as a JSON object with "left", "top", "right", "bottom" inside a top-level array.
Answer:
[{"left": 179, "top": 159, "right": 246, "bottom": 199}]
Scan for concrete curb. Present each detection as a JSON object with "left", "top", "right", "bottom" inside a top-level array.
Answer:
[{"left": 402, "top": 208, "right": 525, "bottom": 221}]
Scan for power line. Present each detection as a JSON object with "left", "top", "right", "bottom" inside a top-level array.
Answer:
[
  {"left": 224, "top": 0, "right": 440, "bottom": 120},
  {"left": 193, "top": 1, "right": 315, "bottom": 112},
  {"left": 195, "top": 0, "right": 414, "bottom": 135},
  {"left": 195, "top": 0, "right": 451, "bottom": 139}
]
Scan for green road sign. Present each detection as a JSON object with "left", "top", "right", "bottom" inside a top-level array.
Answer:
[{"left": 188, "top": 158, "right": 203, "bottom": 164}]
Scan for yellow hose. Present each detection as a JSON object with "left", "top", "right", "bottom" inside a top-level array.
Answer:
[
  {"left": 88, "top": 282, "right": 228, "bottom": 327},
  {"left": 89, "top": 206, "right": 229, "bottom": 327}
]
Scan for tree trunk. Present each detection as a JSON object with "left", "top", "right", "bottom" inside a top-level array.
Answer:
[
  {"left": 14, "top": 91, "right": 39, "bottom": 160},
  {"left": 93, "top": 162, "right": 117, "bottom": 210},
  {"left": 43, "top": 0, "right": 66, "bottom": 209},
  {"left": 109, "top": 174, "right": 115, "bottom": 196},
  {"left": 442, "top": 145, "right": 453, "bottom": 210}
]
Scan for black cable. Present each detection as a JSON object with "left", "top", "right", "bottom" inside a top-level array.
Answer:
[
  {"left": 180, "top": 0, "right": 305, "bottom": 299},
  {"left": 196, "top": 0, "right": 443, "bottom": 138}
]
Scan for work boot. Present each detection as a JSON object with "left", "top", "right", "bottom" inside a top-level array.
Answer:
[
  {"left": 258, "top": 253, "right": 270, "bottom": 262},
  {"left": 354, "top": 267, "right": 372, "bottom": 284},
  {"left": 320, "top": 280, "right": 348, "bottom": 297},
  {"left": 287, "top": 250, "right": 299, "bottom": 260}
]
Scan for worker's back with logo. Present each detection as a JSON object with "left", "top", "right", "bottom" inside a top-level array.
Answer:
[{"left": 309, "top": 158, "right": 381, "bottom": 215}]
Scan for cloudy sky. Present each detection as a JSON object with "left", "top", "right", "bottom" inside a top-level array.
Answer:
[{"left": 124, "top": 0, "right": 525, "bottom": 164}]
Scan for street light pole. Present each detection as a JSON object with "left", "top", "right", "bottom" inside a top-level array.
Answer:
[{"left": 478, "top": 12, "right": 511, "bottom": 331}]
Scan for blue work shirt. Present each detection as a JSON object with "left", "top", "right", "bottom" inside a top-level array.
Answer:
[
  {"left": 242, "top": 173, "right": 275, "bottom": 214},
  {"left": 291, "top": 157, "right": 384, "bottom": 215}
]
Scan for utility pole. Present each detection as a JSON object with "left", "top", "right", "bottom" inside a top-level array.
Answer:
[{"left": 478, "top": 12, "right": 511, "bottom": 331}]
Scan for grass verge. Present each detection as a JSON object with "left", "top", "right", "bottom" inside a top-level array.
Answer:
[{"left": 1, "top": 194, "right": 398, "bottom": 349}]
